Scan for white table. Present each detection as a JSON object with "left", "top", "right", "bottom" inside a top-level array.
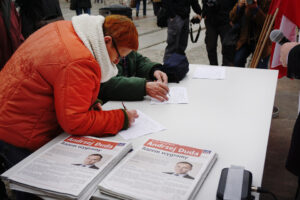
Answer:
[{"left": 93, "top": 64, "right": 278, "bottom": 199}]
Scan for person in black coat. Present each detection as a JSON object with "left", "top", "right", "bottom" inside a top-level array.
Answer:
[
  {"left": 280, "top": 41, "right": 300, "bottom": 200},
  {"left": 163, "top": 0, "right": 202, "bottom": 63},
  {"left": 69, "top": 0, "right": 92, "bottom": 15},
  {"left": 16, "top": 0, "right": 63, "bottom": 38},
  {"left": 202, "top": 0, "right": 236, "bottom": 66},
  {"left": 0, "top": 0, "right": 24, "bottom": 70}
]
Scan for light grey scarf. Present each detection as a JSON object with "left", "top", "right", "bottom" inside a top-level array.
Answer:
[{"left": 72, "top": 14, "right": 118, "bottom": 82}]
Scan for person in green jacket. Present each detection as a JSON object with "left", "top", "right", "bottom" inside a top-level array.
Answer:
[{"left": 99, "top": 51, "right": 169, "bottom": 102}]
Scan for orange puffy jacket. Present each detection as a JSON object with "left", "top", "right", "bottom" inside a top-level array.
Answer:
[{"left": 0, "top": 21, "right": 126, "bottom": 151}]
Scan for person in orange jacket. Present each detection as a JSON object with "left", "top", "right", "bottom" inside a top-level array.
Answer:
[{"left": 0, "top": 15, "right": 139, "bottom": 197}]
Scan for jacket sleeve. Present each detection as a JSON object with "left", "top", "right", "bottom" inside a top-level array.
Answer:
[
  {"left": 133, "top": 51, "right": 160, "bottom": 79},
  {"left": 201, "top": 0, "right": 208, "bottom": 17},
  {"left": 229, "top": 3, "right": 246, "bottom": 24},
  {"left": 99, "top": 76, "right": 146, "bottom": 101},
  {"left": 98, "top": 52, "right": 161, "bottom": 102},
  {"left": 54, "top": 60, "right": 127, "bottom": 136},
  {"left": 164, "top": 0, "right": 176, "bottom": 18},
  {"left": 287, "top": 44, "right": 300, "bottom": 79},
  {"left": 190, "top": 0, "right": 202, "bottom": 15},
  {"left": 252, "top": 6, "right": 267, "bottom": 28},
  {"left": 53, "top": 0, "right": 63, "bottom": 17},
  {"left": 229, "top": 3, "right": 239, "bottom": 23}
]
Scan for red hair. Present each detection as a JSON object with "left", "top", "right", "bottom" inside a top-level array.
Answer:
[{"left": 103, "top": 15, "right": 138, "bottom": 50}]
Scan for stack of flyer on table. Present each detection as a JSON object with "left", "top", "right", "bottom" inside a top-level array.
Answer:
[
  {"left": 1, "top": 133, "right": 132, "bottom": 200},
  {"left": 97, "top": 139, "right": 217, "bottom": 200}
]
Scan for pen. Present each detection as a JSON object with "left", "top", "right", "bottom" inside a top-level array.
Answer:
[{"left": 122, "top": 102, "right": 127, "bottom": 110}]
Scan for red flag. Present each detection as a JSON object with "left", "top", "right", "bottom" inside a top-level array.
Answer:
[
  {"left": 283, "top": 0, "right": 300, "bottom": 27},
  {"left": 269, "top": 0, "right": 299, "bottom": 78},
  {"left": 268, "top": 0, "right": 281, "bottom": 15}
]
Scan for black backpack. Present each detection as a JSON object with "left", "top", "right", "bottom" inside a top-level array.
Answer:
[
  {"left": 99, "top": 4, "right": 132, "bottom": 20},
  {"left": 161, "top": 53, "right": 189, "bottom": 83}
]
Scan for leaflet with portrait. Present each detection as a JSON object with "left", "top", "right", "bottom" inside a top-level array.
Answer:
[
  {"left": 98, "top": 139, "right": 217, "bottom": 200},
  {"left": 1, "top": 133, "right": 132, "bottom": 200}
]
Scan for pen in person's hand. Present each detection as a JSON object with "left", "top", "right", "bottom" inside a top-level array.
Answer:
[{"left": 122, "top": 102, "right": 127, "bottom": 110}]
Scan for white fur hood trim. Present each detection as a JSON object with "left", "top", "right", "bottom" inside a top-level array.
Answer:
[{"left": 72, "top": 14, "right": 118, "bottom": 83}]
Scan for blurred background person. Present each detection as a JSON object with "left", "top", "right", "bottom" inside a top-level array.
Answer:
[
  {"left": 16, "top": 0, "right": 64, "bottom": 39},
  {"left": 152, "top": 0, "right": 161, "bottom": 16},
  {"left": 69, "top": 0, "right": 92, "bottom": 15},
  {"left": 0, "top": 0, "right": 24, "bottom": 70},
  {"left": 202, "top": 0, "right": 236, "bottom": 66},
  {"left": 163, "top": 0, "right": 202, "bottom": 62},
  {"left": 136, "top": 0, "right": 146, "bottom": 17},
  {"left": 229, "top": 0, "right": 272, "bottom": 68}
]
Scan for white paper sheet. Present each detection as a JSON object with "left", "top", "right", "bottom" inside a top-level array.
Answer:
[
  {"left": 193, "top": 66, "right": 226, "bottom": 80},
  {"left": 119, "top": 110, "right": 166, "bottom": 140},
  {"left": 150, "top": 87, "right": 189, "bottom": 104}
]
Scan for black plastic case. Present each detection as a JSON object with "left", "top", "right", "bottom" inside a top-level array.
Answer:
[{"left": 216, "top": 168, "right": 252, "bottom": 200}]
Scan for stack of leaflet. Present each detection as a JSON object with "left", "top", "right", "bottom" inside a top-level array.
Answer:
[
  {"left": 1, "top": 133, "right": 132, "bottom": 200},
  {"left": 97, "top": 139, "right": 217, "bottom": 200}
]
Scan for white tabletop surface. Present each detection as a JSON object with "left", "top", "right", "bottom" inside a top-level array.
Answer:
[{"left": 93, "top": 64, "right": 278, "bottom": 199}]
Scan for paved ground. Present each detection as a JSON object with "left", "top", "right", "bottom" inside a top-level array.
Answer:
[{"left": 59, "top": 1, "right": 300, "bottom": 199}]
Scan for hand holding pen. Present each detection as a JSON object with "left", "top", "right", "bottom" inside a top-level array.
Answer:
[{"left": 122, "top": 102, "right": 138, "bottom": 127}]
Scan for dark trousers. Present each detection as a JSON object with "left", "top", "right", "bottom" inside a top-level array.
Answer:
[
  {"left": 0, "top": 140, "right": 41, "bottom": 200},
  {"left": 296, "top": 177, "right": 300, "bottom": 200},
  {"left": 286, "top": 112, "right": 300, "bottom": 200},
  {"left": 204, "top": 20, "right": 234, "bottom": 66},
  {"left": 234, "top": 43, "right": 269, "bottom": 69},
  {"left": 234, "top": 43, "right": 254, "bottom": 67},
  {"left": 256, "top": 56, "right": 270, "bottom": 69},
  {"left": 76, "top": 8, "right": 91, "bottom": 15},
  {"left": 153, "top": 2, "right": 162, "bottom": 16},
  {"left": 136, "top": 0, "right": 146, "bottom": 16},
  {"left": 164, "top": 15, "right": 189, "bottom": 62}
]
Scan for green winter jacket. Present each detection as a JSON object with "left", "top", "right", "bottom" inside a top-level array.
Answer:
[{"left": 98, "top": 51, "right": 161, "bottom": 102}]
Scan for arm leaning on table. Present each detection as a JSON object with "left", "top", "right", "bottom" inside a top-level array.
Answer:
[{"left": 99, "top": 51, "right": 169, "bottom": 102}]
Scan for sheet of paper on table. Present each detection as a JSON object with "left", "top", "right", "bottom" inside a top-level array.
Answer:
[
  {"left": 151, "top": 87, "right": 189, "bottom": 104},
  {"left": 193, "top": 66, "right": 226, "bottom": 80},
  {"left": 119, "top": 110, "right": 166, "bottom": 140}
]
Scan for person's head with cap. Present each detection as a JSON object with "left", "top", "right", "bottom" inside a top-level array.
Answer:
[{"left": 72, "top": 14, "right": 139, "bottom": 82}]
